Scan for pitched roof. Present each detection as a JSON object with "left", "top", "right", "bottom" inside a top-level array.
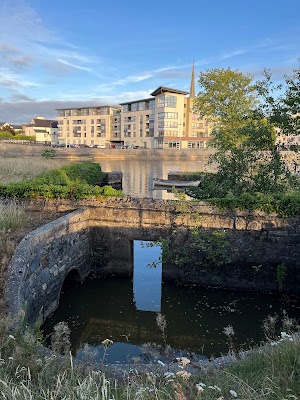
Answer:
[
  {"left": 31, "top": 119, "right": 58, "bottom": 128},
  {"left": 150, "top": 86, "right": 189, "bottom": 96}
]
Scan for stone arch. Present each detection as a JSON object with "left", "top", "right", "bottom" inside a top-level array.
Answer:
[{"left": 59, "top": 268, "right": 83, "bottom": 296}]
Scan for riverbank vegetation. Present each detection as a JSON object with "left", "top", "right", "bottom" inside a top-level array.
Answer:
[
  {"left": 188, "top": 63, "right": 300, "bottom": 216},
  {"left": 0, "top": 314, "right": 298, "bottom": 399},
  {"left": 0, "top": 130, "right": 35, "bottom": 141},
  {"left": 0, "top": 157, "right": 68, "bottom": 184},
  {"left": 0, "top": 161, "right": 123, "bottom": 199}
]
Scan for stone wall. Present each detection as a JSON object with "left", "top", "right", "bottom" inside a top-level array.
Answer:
[
  {"left": 7, "top": 197, "right": 300, "bottom": 324},
  {"left": 7, "top": 209, "right": 91, "bottom": 324},
  {"left": 0, "top": 142, "right": 214, "bottom": 161}
]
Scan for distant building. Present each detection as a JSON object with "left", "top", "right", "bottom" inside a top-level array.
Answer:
[
  {"left": 22, "top": 116, "right": 58, "bottom": 145},
  {"left": 56, "top": 106, "right": 120, "bottom": 148},
  {"left": 56, "top": 64, "right": 212, "bottom": 149}
]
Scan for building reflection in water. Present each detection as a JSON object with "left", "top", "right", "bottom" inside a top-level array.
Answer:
[
  {"left": 98, "top": 159, "right": 208, "bottom": 199},
  {"left": 133, "top": 241, "right": 162, "bottom": 312}
]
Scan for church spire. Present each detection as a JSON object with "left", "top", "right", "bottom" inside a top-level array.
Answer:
[{"left": 189, "top": 61, "right": 195, "bottom": 98}]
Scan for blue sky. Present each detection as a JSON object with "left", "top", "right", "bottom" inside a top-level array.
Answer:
[{"left": 1, "top": 0, "right": 299, "bottom": 124}]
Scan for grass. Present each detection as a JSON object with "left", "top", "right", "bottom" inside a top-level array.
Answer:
[
  {"left": 0, "top": 154, "right": 299, "bottom": 399},
  {"left": 0, "top": 314, "right": 299, "bottom": 399},
  {"left": 0, "top": 157, "right": 68, "bottom": 184},
  {"left": 0, "top": 198, "right": 28, "bottom": 230}
]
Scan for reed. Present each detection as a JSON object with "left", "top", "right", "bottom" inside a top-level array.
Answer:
[{"left": 0, "top": 157, "right": 68, "bottom": 184}]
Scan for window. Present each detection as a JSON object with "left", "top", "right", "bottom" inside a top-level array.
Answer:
[
  {"left": 163, "top": 141, "right": 180, "bottom": 149},
  {"left": 158, "top": 121, "right": 178, "bottom": 128},
  {"left": 157, "top": 95, "right": 177, "bottom": 108},
  {"left": 157, "top": 112, "right": 178, "bottom": 119},
  {"left": 188, "top": 141, "right": 205, "bottom": 149},
  {"left": 124, "top": 116, "right": 136, "bottom": 122},
  {"left": 99, "top": 107, "right": 109, "bottom": 115},
  {"left": 149, "top": 100, "right": 155, "bottom": 109},
  {"left": 192, "top": 122, "right": 204, "bottom": 129},
  {"left": 158, "top": 130, "right": 179, "bottom": 137}
]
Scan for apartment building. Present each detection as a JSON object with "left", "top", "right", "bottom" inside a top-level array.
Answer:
[
  {"left": 56, "top": 106, "right": 121, "bottom": 147},
  {"left": 56, "top": 65, "right": 212, "bottom": 148}
]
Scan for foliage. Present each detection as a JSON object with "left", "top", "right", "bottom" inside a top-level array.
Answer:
[
  {"left": 188, "top": 178, "right": 300, "bottom": 217},
  {"left": 0, "top": 131, "right": 35, "bottom": 141},
  {"left": 0, "top": 314, "right": 299, "bottom": 399},
  {"left": 281, "top": 60, "right": 300, "bottom": 135},
  {"left": 0, "top": 162, "right": 123, "bottom": 199},
  {"left": 189, "top": 64, "right": 300, "bottom": 215},
  {"left": 42, "top": 149, "right": 56, "bottom": 158},
  {"left": 148, "top": 227, "right": 230, "bottom": 270},
  {"left": 0, "top": 198, "right": 28, "bottom": 230},
  {"left": 0, "top": 124, "right": 15, "bottom": 135},
  {"left": 193, "top": 67, "right": 256, "bottom": 144},
  {"left": 276, "top": 263, "right": 288, "bottom": 291}
]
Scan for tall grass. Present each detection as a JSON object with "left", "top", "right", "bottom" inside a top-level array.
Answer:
[
  {"left": 0, "top": 157, "right": 68, "bottom": 184},
  {"left": 0, "top": 199, "right": 28, "bottom": 230},
  {"left": 0, "top": 313, "right": 299, "bottom": 399}
]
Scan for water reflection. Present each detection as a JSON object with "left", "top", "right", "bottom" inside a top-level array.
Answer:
[
  {"left": 42, "top": 266, "right": 300, "bottom": 364},
  {"left": 133, "top": 241, "right": 162, "bottom": 312},
  {"left": 99, "top": 159, "right": 207, "bottom": 199}
]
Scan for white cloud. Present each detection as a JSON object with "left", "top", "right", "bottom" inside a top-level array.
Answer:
[
  {"left": 57, "top": 59, "right": 93, "bottom": 72},
  {"left": 0, "top": 69, "right": 39, "bottom": 87}
]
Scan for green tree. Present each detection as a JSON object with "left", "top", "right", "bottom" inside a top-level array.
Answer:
[
  {"left": 283, "top": 61, "right": 300, "bottom": 135},
  {"left": 193, "top": 67, "right": 257, "bottom": 148},
  {"left": 193, "top": 67, "right": 293, "bottom": 195}
]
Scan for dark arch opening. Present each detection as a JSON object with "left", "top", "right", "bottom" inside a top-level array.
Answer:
[{"left": 60, "top": 269, "right": 82, "bottom": 295}]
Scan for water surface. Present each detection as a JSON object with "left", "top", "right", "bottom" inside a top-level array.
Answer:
[{"left": 42, "top": 242, "right": 300, "bottom": 364}]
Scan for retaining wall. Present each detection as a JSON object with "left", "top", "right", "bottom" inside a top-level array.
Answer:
[{"left": 7, "top": 198, "right": 300, "bottom": 324}]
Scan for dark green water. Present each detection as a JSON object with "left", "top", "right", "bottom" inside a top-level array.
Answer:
[{"left": 42, "top": 242, "right": 300, "bottom": 364}]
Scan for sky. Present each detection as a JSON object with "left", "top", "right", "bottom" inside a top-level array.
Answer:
[{"left": 0, "top": 0, "right": 299, "bottom": 124}]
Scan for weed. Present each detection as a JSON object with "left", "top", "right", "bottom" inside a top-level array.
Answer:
[{"left": 276, "top": 263, "right": 287, "bottom": 291}]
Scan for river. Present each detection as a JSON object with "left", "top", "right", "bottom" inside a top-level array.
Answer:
[{"left": 98, "top": 159, "right": 210, "bottom": 199}]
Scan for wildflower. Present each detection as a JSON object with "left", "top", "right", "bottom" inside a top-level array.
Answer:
[
  {"left": 229, "top": 389, "right": 238, "bottom": 397},
  {"left": 164, "top": 372, "right": 175, "bottom": 379},
  {"left": 180, "top": 357, "right": 190, "bottom": 367},
  {"left": 101, "top": 339, "right": 113, "bottom": 347},
  {"left": 280, "top": 332, "right": 291, "bottom": 339},
  {"left": 208, "top": 385, "right": 222, "bottom": 391},
  {"left": 176, "top": 370, "right": 191, "bottom": 381},
  {"left": 223, "top": 325, "right": 235, "bottom": 337},
  {"left": 196, "top": 385, "right": 205, "bottom": 392}
]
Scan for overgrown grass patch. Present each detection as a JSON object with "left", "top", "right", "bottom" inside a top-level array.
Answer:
[
  {"left": 0, "top": 157, "right": 69, "bottom": 184},
  {"left": 0, "top": 316, "right": 298, "bottom": 399},
  {"left": 0, "top": 161, "right": 123, "bottom": 199},
  {"left": 187, "top": 172, "right": 300, "bottom": 217},
  {"left": 0, "top": 198, "right": 28, "bottom": 230}
]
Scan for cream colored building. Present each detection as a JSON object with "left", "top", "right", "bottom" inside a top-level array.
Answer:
[
  {"left": 22, "top": 116, "right": 58, "bottom": 144},
  {"left": 56, "top": 65, "right": 212, "bottom": 148},
  {"left": 56, "top": 106, "right": 121, "bottom": 147}
]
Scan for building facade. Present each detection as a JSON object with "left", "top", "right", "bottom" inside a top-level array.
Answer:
[
  {"left": 56, "top": 65, "right": 212, "bottom": 149},
  {"left": 22, "top": 116, "right": 58, "bottom": 145},
  {"left": 56, "top": 106, "right": 121, "bottom": 148}
]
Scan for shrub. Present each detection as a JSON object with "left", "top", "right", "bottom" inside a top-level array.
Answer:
[{"left": 0, "top": 162, "right": 123, "bottom": 199}]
